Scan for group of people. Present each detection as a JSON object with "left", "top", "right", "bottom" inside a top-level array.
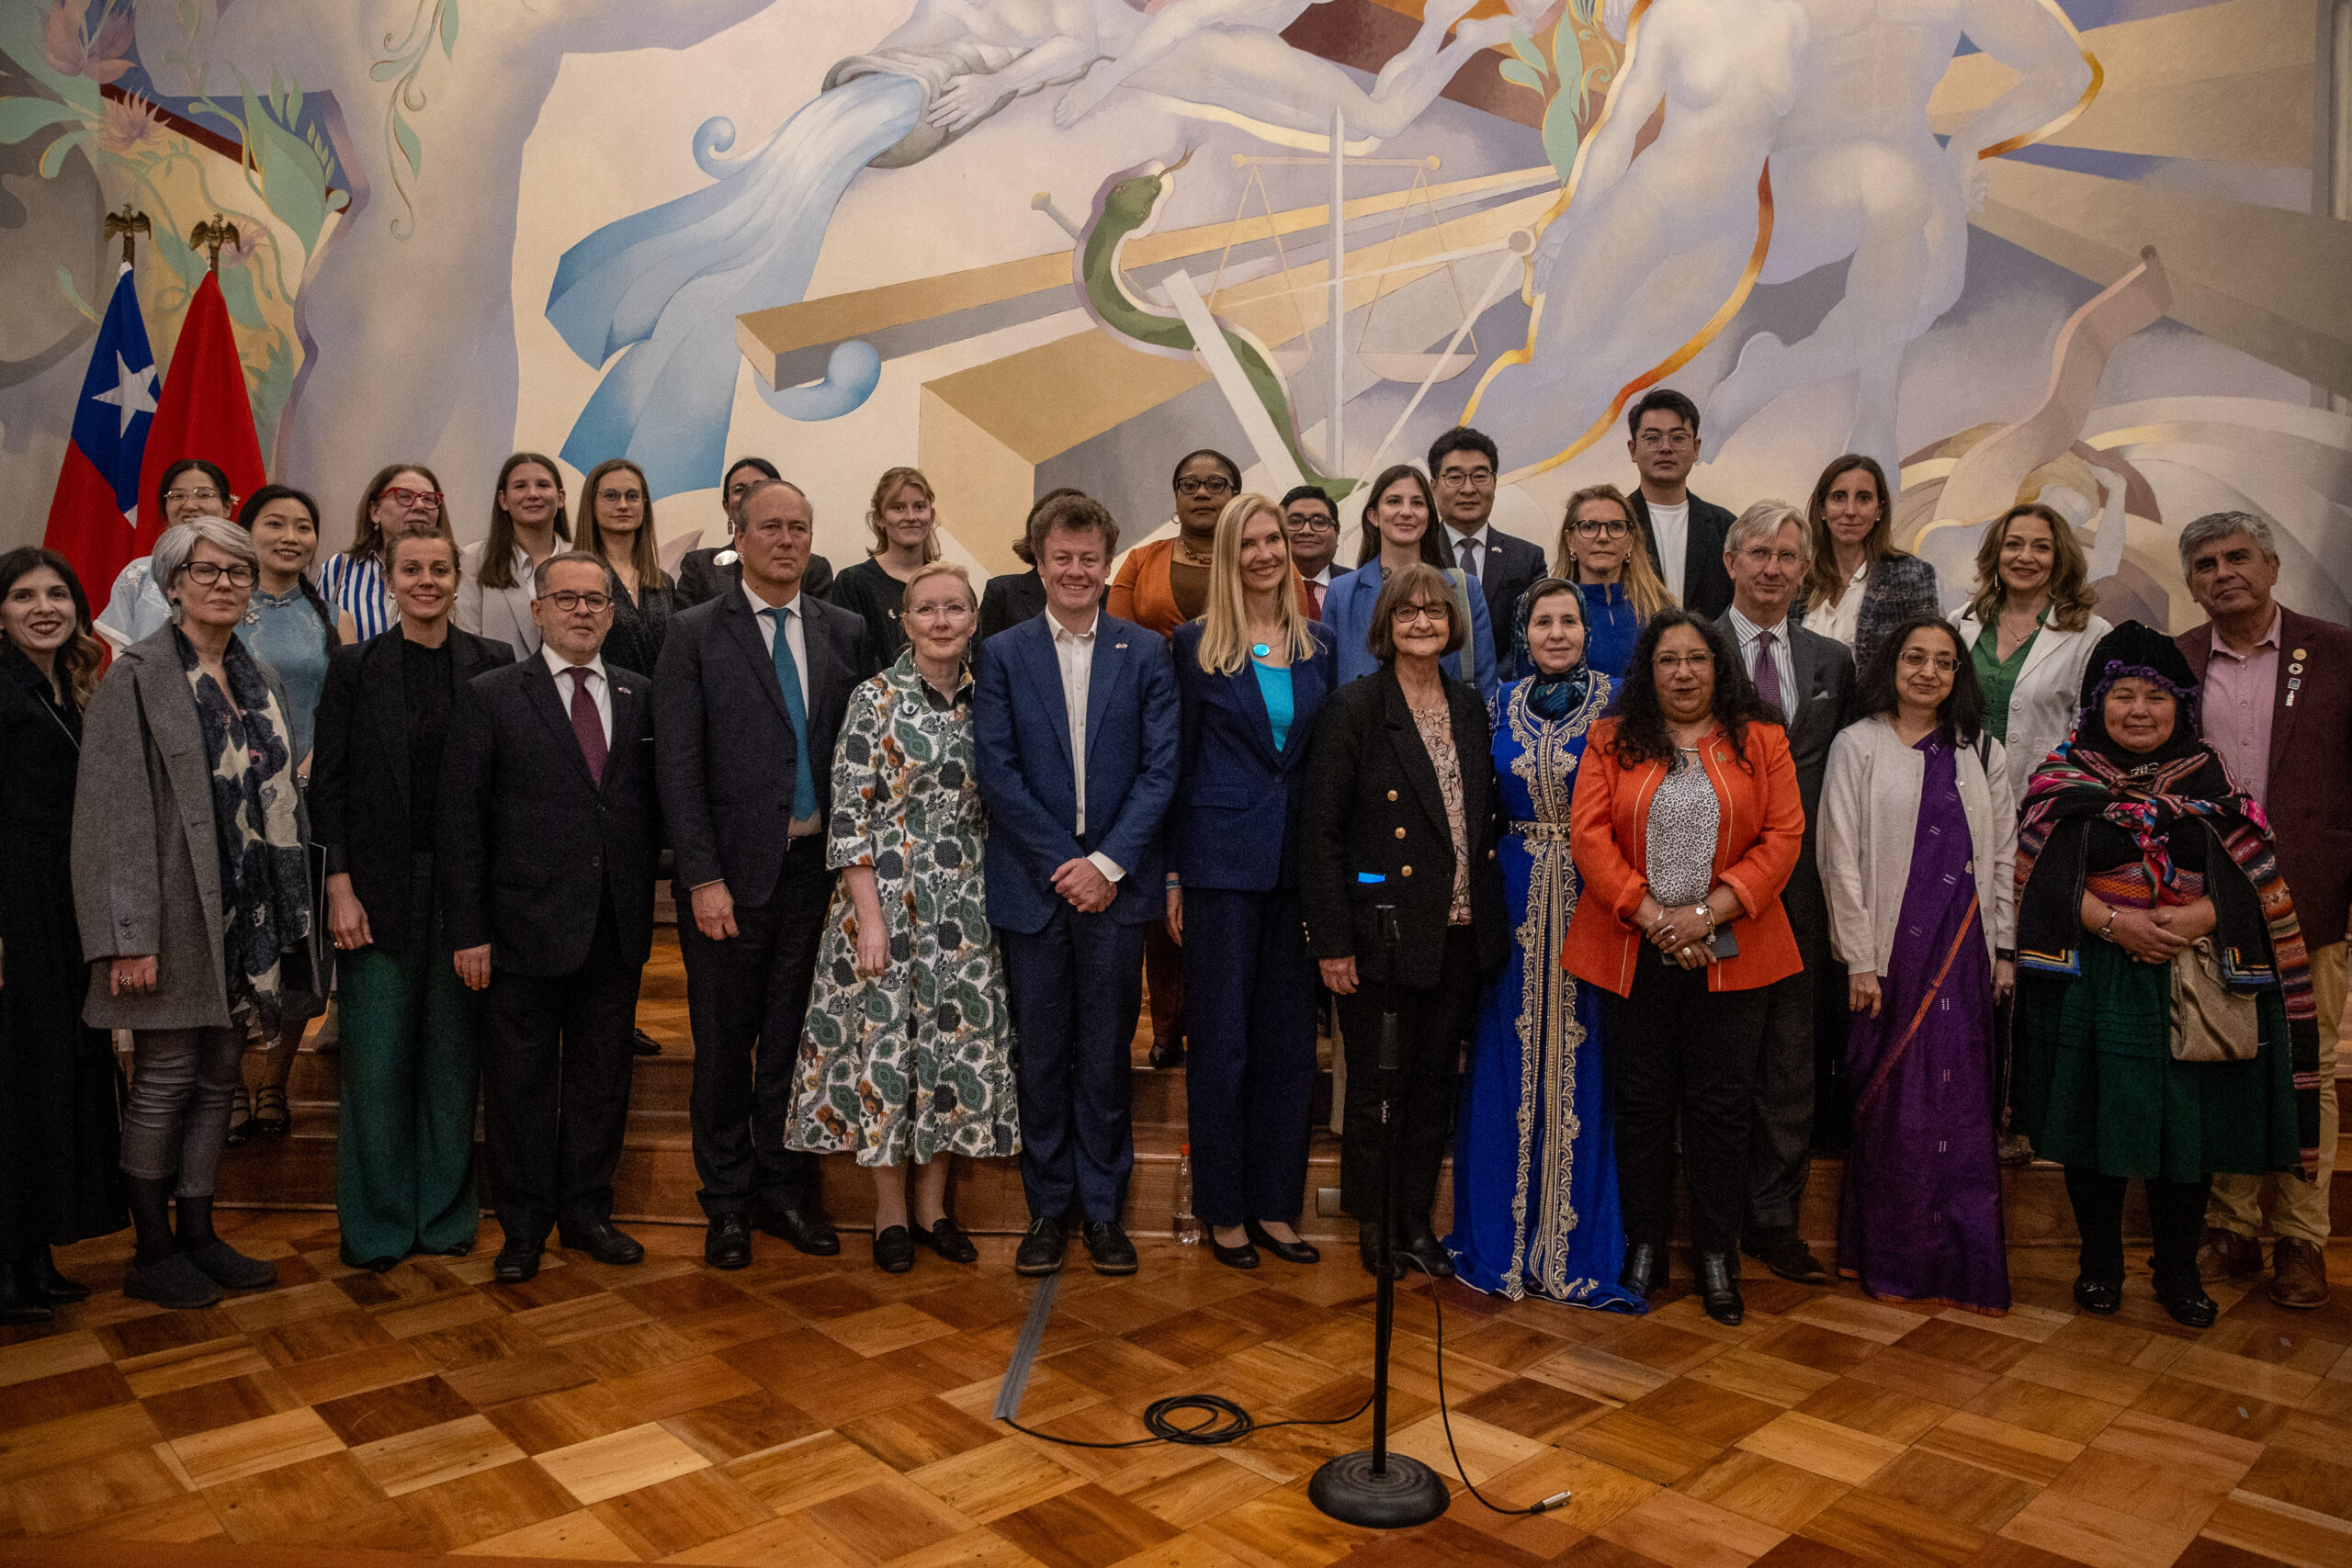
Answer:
[{"left": 0, "top": 391, "right": 2337, "bottom": 1343}]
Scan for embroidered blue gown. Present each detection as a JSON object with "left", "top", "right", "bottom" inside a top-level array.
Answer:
[{"left": 1445, "top": 674, "right": 1644, "bottom": 1308}]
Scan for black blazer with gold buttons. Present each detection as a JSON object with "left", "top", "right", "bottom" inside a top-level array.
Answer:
[{"left": 1300, "top": 666, "right": 1507, "bottom": 988}]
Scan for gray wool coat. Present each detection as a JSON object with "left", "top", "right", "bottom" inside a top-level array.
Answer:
[{"left": 71, "top": 626, "right": 313, "bottom": 1032}]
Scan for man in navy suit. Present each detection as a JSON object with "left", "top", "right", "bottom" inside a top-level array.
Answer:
[
  {"left": 656, "top": 479, "right": 870, "bottom": 1269},
  {"left": 1429, "top": 426, "right": 1546, "bottom": 666},
  {"left": 975, "top": 492, "right": 1179, "bottom": 1277},
  {"left": 443, "top": 553, "right": 662, "bottom": 1283}
]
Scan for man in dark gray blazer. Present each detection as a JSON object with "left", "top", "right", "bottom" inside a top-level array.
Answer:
[
  {"left": 1719, "top": 501, "right": 1856, "bottom": 1286},
  {"left": 1625, "top": 389, "right": 1736, "bottom": 619},
  {"left": 656, "top": 479, "right": 870, "bottom": 1269},
  {"left": 443, "top": 553, "right": 662, "bottom": 1283},
  {"left": 1428, "top": 426, "right": 1547, "bottom": 668}
]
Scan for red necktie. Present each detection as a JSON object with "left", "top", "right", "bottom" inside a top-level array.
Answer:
[
  {"left": 1306, "top": 580, "right": 1324, "bottom": 620},
  {"left": 567, "top": 666, "right": 607, "bottom": 785}
]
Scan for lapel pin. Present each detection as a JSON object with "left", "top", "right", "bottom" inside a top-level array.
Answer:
[
  {"left": 1114, "top": 642, "right": 1128, "bottom": 650},
  {"left": 2292, "top": 648, "right": 2307, "bottom": 660}
]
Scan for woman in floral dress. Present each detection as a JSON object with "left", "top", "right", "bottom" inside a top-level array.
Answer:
[{"left": 789, "top": 562, "right": 1019, "bottom": 1272}]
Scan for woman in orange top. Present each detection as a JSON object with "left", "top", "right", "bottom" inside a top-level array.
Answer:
[
  {"left": 1109, "top": 449, "right": 1242, "bottom": 637},
  {"left": 1563, "top": 608, "right": 1804, "bottom": 1327}
]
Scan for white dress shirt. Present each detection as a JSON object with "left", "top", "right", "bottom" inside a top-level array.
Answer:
[
  {"left": 1646, "top": 498, "right": 1690, "bottom": 601},
  {"left": 1050, "top": 610, "right": 1124, "bottom": 885},
  {"left": 743, "top": 580, "right": 810, "bottom": 711},
  {"left": 1445, "top": 523, "right": 1493, "bottom": 581},
  {"left": 1816, "top": 559, "right": 1870, "bottom": 651},
  {"left": 541, "top": 644, "right": 612, "bottom": 746},
  {"left": 1725, "top": 604, "right": 1797, "bottom": 704}
]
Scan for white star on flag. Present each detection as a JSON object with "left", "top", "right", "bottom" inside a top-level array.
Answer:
[{"left": 94, "top": 353, "right": 158, "bottom": 435}]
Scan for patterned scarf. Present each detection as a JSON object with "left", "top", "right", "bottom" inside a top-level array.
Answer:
[
  {"left": 175, "top": 627, "right": 310, "bottom": 1027},
  {"left": 1508, "top": 578, "right": 1592, "bottom": 720},
  {"left": 2016, "top": 741, "right": 2253, "bottom": 900}
]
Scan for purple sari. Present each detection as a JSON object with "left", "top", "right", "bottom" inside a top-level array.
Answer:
[{"left": 1837, "top": 733, "right": 2011, "bottom": 1314}]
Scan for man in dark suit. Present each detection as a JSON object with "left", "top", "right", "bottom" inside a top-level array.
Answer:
[
  {"left": 1720, "top": 502, "right": 1856, "bottom": 1285},
  {"left": 1428, "top": 426, "right": 1545, "bottom": 665},
  {"left": 443, "top": 552, "right": 662, "bottom": 1283},
  {"left": 674, "top": 457, "right": 833, "bottom": 610},
  {"left": 1283, "top": 484, "right": 1343, "bottom": 622},
  {"left": 975, "top": 492, "right": 1179, "bottom": 1278},
  {"left": 657, "top": 479, "right": 871, "bottom": 1269},
  {"left": 2177, "top": 511, "right": 2350, "bottom": 1310},
  {"left": 1625, "top": 389, "right": 1736, "bottom": 619}
]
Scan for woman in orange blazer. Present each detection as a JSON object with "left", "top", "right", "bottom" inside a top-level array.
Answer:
[{"left": 1564, "top": 608, "right": 1804, "bottom": 1326}]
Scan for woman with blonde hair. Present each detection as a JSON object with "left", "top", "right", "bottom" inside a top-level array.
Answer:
[
  {"left": 319, "top": 464, "right": 453, "bottom": 642},
  {"left": 577, "top": 457, "right": 679, "bottom": 679},
  {"left": 828, "top": 466, "right": 944, "bottom": 677},
  {"left": 1555, "top": 482, "right": 1673, "bottom": 681},
  {"left": 1169, "top": 493, "right": 1338, "bottom": 1268}
]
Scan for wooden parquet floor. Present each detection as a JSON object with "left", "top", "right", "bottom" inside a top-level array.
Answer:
[{"left": 1, "top": 1221, "right": 2347, "bottom": 1568}]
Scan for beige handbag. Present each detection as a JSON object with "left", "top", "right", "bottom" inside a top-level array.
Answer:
[{"left": 2168, "top": 938, "right": 2261, "bottom": 1064}]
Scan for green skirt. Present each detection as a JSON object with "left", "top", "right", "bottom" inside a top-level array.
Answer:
[{"left": 2016, "top": 941, "right": 2300, "bottom": 1183}]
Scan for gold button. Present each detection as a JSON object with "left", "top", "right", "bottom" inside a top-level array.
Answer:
[
  {"left": 1401, "top": 865, "right": 1413, "bottom": 876},
  {"left": 1487, "top": 850, "right": 1497, "bottom": 859},
  {"left": 1386, "top": 790, "right": 1398, "bottom": 801},
  {"left": 1394, "top": 827, "right": 1407, "bottom": 840}
]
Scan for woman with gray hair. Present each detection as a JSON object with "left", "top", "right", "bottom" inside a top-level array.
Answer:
[{"left": 73, "top": 518, "right": 315, "bottom": 1309}]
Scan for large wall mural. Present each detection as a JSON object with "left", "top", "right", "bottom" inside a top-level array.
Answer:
[{"left": 2, "top": 0, "right": 2346, "bottom": 626}]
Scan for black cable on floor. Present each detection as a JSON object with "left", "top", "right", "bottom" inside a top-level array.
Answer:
[{"left": 1424, "top": 1269, "right": 1566, "bottom": 1517}]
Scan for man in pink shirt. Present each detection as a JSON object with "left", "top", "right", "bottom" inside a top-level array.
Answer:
[{"left": 2176, "top": 512, "right": 2352, "bottom": 1310}]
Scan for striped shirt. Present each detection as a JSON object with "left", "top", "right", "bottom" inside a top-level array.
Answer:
[{"left": 316, "top": 553, "right": 397, "bottom": 642}]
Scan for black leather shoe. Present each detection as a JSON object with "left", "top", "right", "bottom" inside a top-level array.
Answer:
[
  {"left": 629, "top": 1028, "right": 662, "bottom": 1056},
  {"left": 1359, "top": 1230, "right": 1396, "bottom": 1279},
  {"left": 1148, "top": 1036, "right": 1185, "bottom": 1069},
  {"left": 434, "top": 1240, "right": 474, "bottom": 1258},
  {"left": 2072, "top": 1277, "right": 2121, "bottom": 1315},
  {"left": 2157, "top": 1282, "right": 2218, "bottom": 1329},
  {"left": 1014, "top": 1216, "right": 1068, "bottom": 1277},
  {"left": 917, "top": 1218, "right": 978, "bottom": 1265},
  {"left": 1245, "top": 1220, "right": 1320, "bottom": 1265},
  {"left": 1082, "top": 1221, "right": 1138, "bottom": 1275},
  {"left": 339, "top": 1249, "right": 401, "bottom": 1274},
  {"left": 37, "top": 1249, "right": 90, "bottom": 1304},
  {"left": 1744, "top": 1228, "right": 1827, "bottom": 1286},
  {"left": 558, "top": 1221, "right": 644, "bottom": 1267},
  {"left": 757, "top": 1205, "right": 841, "bottom": 1258},
  {"left": 493, "top": 1238, "right": 542, "bottom": 1284},
  {"left": 1396, "top": 1226, "right": 1454, "bottom": 1280},
  {"left": 1209, "top": 1235, "right": 1260, "bottom": 1269},
  {"left": 873, "top": 1225, "right": 916, "bottom": 1274},
  {"left": 1696, "top": 1252, "right": 1745, "bottom": 1326},
  {"left": 705, "top": 1213, "right": 752, "bottom": 1270},
  {"left": 1620, "top": 1241, "right": 1665, "bottom": 1299}
]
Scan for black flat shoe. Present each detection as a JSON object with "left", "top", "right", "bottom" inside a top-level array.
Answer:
[
  {"left": 629, "top": 1028, "right": 662, "bottom": 1056},
  {"left": 1014, "top": 1216, "right": 1067, "bottom": 1277},
  {"left": 1744, "top": 1228, "right": 1827, "bottom": 1286},
  {"left": 1359, "top": 1232, "right": 1396, "bottom": 1279},
  {"left": 757, "top": 1205, "right": 840, "bottom": 1258},
  {"left": 705, "top": 1213, "right": 752, "bottom": 1270},
  {"left": 37, "top": 1250, "right": 90, "bottom": 1304},
  {"left": 2158, "top": 1284, "right": 2218, "bottom": 1329},
  {"left": 1148, "top": 1037, "right": 1184, "bottom": 1069},
  {"left": 1083, "top": 1221, "right": 1137, "bottom": 1276},
  {"left": 558, "top": 1221, "right": 644, "bottom": 1267},
  {"left": 1209, "top": 1235, "right": 1260, "bottom": 1269},
  {"left": 493, "top": 1238, "right": 543, "bottom": 1284},
  {"left": 1620, "top": 1241, "right": 1664, "bottom": 1299},
  {"left": 916, "top": 1218, "right": 978, "bottom": 1265},
  {"left": 2073, "top": 1277, "right": 2121, "bottom": 1315},
  {"left": 432, "top": 1240, "right": 474, "bottom": 1258},
  {"left": 339, "top": 1249, "right": 401, "bottom": 1274},
  {"left": 224, "top": 1086, "right": 254, "bottom": 1150},
  {"left": 873, "top": 1225, "right": 915, "bottom": 1274},
  {"left": 1245, "top": 1220, "right": 1319, "bottom": 1265},
  {"left": 1695, "top": 1252, "right": 1745, "bottom": 1326},
  {"left": 251, "top": 1086, "right": 290, "bottom": 1137},
  {"left": 124, "top": 1252, "right": 225, "bottom": 1310},
  {"left": 1396, "top": 1225, "right": 1454, "bottom": 1280}
]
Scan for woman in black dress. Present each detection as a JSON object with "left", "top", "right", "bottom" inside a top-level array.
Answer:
[
  {"left": 827, "top": 466, "right": 940, "bottom": 676},
  {"left": 0, "top": 548, "right": 124, "bottom": 1322},
  {"left": 578, "top": 457, "right": 680, "bottom": 678}
]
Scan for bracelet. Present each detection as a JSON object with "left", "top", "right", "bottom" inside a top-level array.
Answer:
[
  {"left": 2095, "top": 908, "right": 2117, "bottom": 943},
  {"left": 1695, "top": 903, "right": 1717, "bottom": 939}
]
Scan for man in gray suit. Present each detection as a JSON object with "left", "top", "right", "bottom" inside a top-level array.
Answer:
[{"left": 1719, "top": 500, "right": 1856, "bottom": 1285}]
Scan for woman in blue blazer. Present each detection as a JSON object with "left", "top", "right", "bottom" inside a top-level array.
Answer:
[
  {"left": 1170, "top": 492, "right": 1340, "bottom": 1270},
  {"left": 1322, "top": 464, "right": 1497, "bottom": 701}
]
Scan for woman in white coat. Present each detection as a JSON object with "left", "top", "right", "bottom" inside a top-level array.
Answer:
[
  {"left": 1951, "top": 502, "right": 2110, "bottom": 818},
  {"left": 1821, "top": 615, "right": 2016, "bottom": 1314}
]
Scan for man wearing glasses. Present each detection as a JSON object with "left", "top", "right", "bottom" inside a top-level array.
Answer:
[
  {"left": 1428, "top": 426, "right": 1546, "bottom": 668},
  {"left": 442, "top": 553, "right": 662, "bottom": 1284},
  {"left": 1625, "top": 389, "right": 1736, "bottom": 618},
  {"left": 1282, "top": 485, "right": 1341, "bottom": 620}
]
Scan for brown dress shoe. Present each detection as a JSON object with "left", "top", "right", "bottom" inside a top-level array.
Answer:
[
  {"left": 2194, "top": 1227, "right": 2263, "bottom": 1285},
  {"left": 2269, "top": 1238, "right": 2329, "bottom": 1309}
]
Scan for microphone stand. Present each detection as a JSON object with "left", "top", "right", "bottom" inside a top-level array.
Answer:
[{"left": 1309, "top": 904, "right": 1450, "bottom": 1528}]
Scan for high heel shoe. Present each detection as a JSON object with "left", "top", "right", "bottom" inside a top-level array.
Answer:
[{"left": 1245, "top": 1219, "right": 1319, "bottom": 1265}]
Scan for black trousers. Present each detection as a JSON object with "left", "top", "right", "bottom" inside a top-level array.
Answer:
[
  {"left": 2063, "top": 1167, "right": 2212, "bottom": 1292},
  {"left": 482, "top": 897, "right": 641, "bottom": 1243},
  {"left": 681, "top": 839, "right": 831, "bottom": 1220},
  {"left": 1606, "top": 954, "right": 1771, "bottom": 1257},
  {"left": 1335, "top": 926, "right": 1477, "bottom": 1226},
  {"left": 1001, "top": 906, "right": 1144, "bottom": 1223},
  {"left": 1746, "top": 915, "right": 1832, "bottom": 1235},
  {"left": 1182, "top": 887, "right": 1317, "bottom": 1226}
]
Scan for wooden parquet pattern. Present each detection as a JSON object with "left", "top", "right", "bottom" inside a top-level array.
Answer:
[{"left": 1, "top": 1218, "right": 2347, "bottom": 1568}]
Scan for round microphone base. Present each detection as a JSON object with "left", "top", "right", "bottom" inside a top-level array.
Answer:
[{"left": 1307, "top": 1450, "right": 1451, "bottom": 1529}]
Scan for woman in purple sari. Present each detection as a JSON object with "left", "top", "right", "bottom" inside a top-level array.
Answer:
[{"left": 1820, "top": 615, "right": 2018, "bottom": 1313}]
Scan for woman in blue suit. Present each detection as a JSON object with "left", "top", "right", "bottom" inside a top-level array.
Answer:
[
  {"left": 1170, "top": 492, "right": 1339, "bottom": 1270},
  {"left": 1322, "top": 465, "right": 1497, "bottom": 702}
]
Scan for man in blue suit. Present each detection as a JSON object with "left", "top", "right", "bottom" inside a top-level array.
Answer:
[{"left": 975, "top": 492, "right": 1179, "bottom": 1277}]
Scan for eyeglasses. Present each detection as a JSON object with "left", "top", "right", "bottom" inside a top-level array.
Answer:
[
  {"left": 164, "top": 488, "right": 223, "bottom": 506},
  {"left": 1654, "top": 651, "right": 1713, "bottom": 671},
  {"left": 1436, "top": 468, "right": 1495, "bottom": 491},
  {"left": 1898, "top": 650, "right": 1959, "bottom": 673},
  {"left": 379, "top": 486, "right": 444, "bottom": 510},
  {"left": 1285, "top": 512, "right": 1338, "bottom": 533},
  {"left": 178, "top": 561, "right": 255, "bottom": 587},
  {"left": 1391, "top": 604, "right": 1447, "bottom": 626},
  {"left": 1573, "top": 517, "right": 1630, "bottom": 538},
  {"left": 542, "top": 590, "right": 613, "bottom": 613},
  {"left": 1737, "top": 547, "right": 1804, "bottom": 569},
  {"left": 597, "top": 489, "right": 645, "bottom": 506},
  {"left": 1634, "top": 430, "right": 1695, "bottom": 451},
  {"left": 1175, "top": 476, "right": 1235, "bottom": 498}
]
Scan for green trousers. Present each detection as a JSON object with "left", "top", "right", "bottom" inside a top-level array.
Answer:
[{"left": 335, "top": 856, "right": 482, "bottom": 1263}]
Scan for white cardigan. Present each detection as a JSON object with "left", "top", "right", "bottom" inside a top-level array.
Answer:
[
  {"left": 455, "top": 539, "right": 542, "bottom": 661},
  {"left": 1952, "top": 608, "right": 2110, "bottom": 820},
  {"left": 1821, "top": 716, "right": 2018, "bottom": 977}
]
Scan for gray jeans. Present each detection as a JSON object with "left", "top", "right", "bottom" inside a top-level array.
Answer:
[{"left": 122, "top": 1026, "right": 245, "bottom": 1195}]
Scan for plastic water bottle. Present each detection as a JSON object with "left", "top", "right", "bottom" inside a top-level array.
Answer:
[{"left": 1172, "top": 1145, "right": 1204, "bottom": 1245}]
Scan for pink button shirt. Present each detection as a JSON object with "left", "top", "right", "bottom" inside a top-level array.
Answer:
[{"left": 2201, "top": 608, "right": 2280, "bottom": 807}]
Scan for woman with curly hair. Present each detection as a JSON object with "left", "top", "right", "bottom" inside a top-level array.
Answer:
[{"left": 1562, "top": 608, "right": 1805, "bottom": 1325}]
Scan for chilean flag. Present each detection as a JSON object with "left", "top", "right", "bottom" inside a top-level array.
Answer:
[{"left": 43, "top": 262, "right": 156, "bottom": 599}]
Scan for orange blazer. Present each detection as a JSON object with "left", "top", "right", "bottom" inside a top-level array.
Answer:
[
  {"left": 1109, "top": 536, "right": 1307, "bottom": 637},
  {"left": 1562, "top": 716, "right": 1804, "bottom": 998}
]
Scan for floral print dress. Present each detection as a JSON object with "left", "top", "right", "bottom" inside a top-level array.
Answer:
[{"left": 788, "top": 651, "right": 1021, "bottom": 1166}]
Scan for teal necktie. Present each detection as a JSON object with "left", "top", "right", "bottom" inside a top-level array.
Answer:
[{"left": 763, "top": 607, "right": 818, "bottom": 821}]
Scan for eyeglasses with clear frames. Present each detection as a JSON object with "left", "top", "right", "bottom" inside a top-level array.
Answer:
[
  {"left": 1635, "top": 430, "right": 1695, "bottom": 451},
  {"left": 164, "top": 488, "right": 224, "bottom": 506},
  {"left": 596, "top": 489, "right": 645, "bottom": 506},
  {"left": 1898, "top": 649, "right": 1959, "bottom": 673},
  {"left": 1653, "top": 650, "right": 1713, "bottom": 671},
  {"left": 1436, "top": 468, "right": 1495, "bottom": 491},
  {"left": 1739, "top": 546, "right": 1804, "bottom": 569}
]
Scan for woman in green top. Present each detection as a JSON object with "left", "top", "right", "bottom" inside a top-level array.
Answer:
[{"left": 1952, "top": 502, "right": 2109, "bottom": 820}]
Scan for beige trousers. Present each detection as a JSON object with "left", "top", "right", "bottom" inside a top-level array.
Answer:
[{"left": 2209, "top": 941, "right": 2344, "bottom": 1247}]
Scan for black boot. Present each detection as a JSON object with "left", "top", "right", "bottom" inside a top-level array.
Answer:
[
  {"left": 175, "top": 1194, "right": 276, "bottom": 1292},
  {"left": 0, "top": 1243, "right": 52, "bottom": 1325},
  {"left": 36, "top": 1247, "right": 90, "bottom": 1304},
  {"left": 122, "top": 1176, "right": 221, "bottom": 1310},
  {"left": 1695, "top": 1252, "right": 1745, "bottom": 1326}
]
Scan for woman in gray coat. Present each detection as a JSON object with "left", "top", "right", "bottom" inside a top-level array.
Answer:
[{"left": 74, "top": 519, "right": 316, "bottom": 1309}]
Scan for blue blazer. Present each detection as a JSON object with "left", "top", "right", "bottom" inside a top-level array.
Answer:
[
  {"left": 973, "top": 610, "right": 1180, "bottom": 933},
  {"left": 1170, "top": 620, "right": 1339, "bottom": 892},
  {"left": 1322, "top": 559, "right": 1497, "bottom": 701}
]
